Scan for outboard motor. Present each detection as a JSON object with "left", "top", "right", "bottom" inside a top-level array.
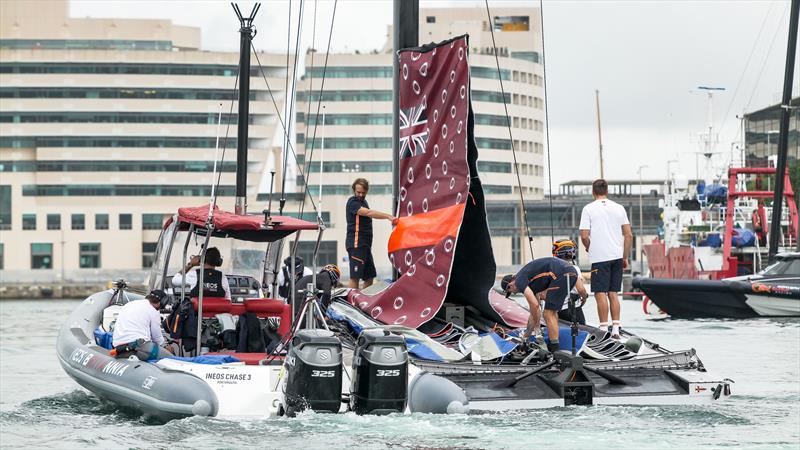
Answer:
[
  {"left": 282, "top": 329, "right": 342, "bottom": 416},
  {"left": 350, "top": 329, "right": 408, "bottom": 415}
]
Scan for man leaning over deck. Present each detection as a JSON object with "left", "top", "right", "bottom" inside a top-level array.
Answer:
[
  {"left": 346, "top": 178, "right": 397, "bottom": 289},
  {"left": 579, "top": 179, "right": 632, "bottom": 339}
]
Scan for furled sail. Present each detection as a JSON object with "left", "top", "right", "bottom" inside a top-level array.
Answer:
[{"left": 349, "top": 35, "right": 528, "bottom": 329}]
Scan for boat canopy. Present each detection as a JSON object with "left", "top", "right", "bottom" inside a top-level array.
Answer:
[{"left": 164, "top": 204, "right": 318, "bottom": 242}]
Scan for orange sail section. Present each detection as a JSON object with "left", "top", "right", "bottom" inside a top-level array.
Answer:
[{"left": 388, "top": 203, "right": 466, "bottom": 253}]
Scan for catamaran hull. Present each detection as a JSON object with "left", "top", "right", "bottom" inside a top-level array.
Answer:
[
  {"left": 634, "top": 277, "right": 800, "bottom": 319},
  {"left": 633, "top": 278, "right": 757, "bottom": 319},
  {"left": 420, "top": 364, "right": 730, "bottom": 409},
  {"left": 56, "top": 290, "right": 220, "bottom": 422}
]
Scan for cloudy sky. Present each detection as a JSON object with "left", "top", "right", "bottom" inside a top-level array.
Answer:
[{"left": 71, "top": 0, "right": 797, "bottom": 188}]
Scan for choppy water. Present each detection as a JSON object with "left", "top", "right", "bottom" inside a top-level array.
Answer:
[{"left": 1, "top": 299, "right": 798, "bottom": 449}]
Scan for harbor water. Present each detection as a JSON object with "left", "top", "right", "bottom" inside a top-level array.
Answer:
[{"left": 1, "top": 299, "right": 798, "bottom": 449}]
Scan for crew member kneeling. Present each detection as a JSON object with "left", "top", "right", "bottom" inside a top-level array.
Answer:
[
  {"left": 111, "top": 290, "right": 173, "bottom": 360},
  {"left": 501, "top": 257, "right": 588, "bottom": 352}
]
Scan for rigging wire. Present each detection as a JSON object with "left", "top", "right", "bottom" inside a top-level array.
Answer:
[
  {"left": 744, "top": 1, "right": 790, "bottom": 113},
  {"left": 537, "top": 0, "right": 556, "bottom": 244},
  {"left": 718, "top": 1, "right": 777, "bottom": 141},
  {"left": 297, "top": 0, "right": 339, "bottom": 220},
  {"left": 252, "top": 47, "right": 319, "bottom": 215},
  {"left": 210, "top": 66, "right": 240, "bottom": 212},
  {"left": 302, "top": 0, "right": 319, "bottom": 202},
  {"left": 280, "top": 0, "right": 305, "bottom": 213},
  {"left": 483, "top": 0, "right": 535, "bottom": 258}
]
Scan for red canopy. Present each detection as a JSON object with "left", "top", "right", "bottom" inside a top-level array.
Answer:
[{"left": 165, "top": 204, "right": 318, "bottom": 242}]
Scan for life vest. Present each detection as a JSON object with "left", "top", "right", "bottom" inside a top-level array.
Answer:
[{"left": 189, "top": 268, "right": 226, "bottom": 298}]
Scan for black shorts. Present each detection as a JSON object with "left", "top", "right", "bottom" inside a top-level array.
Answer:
[
  {"left": 348, "top": 247, "right": 377, "bottom": 281},
  {"left": 542, "top": 268, "right": 578, "bottom": 311},
  {"left": 591, "top": 259, "right": 623, "bottom": 293}
]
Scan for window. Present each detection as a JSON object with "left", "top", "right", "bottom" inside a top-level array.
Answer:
[
  {"left": 492, "top": 15, "right": 530, "bottom": 32},
  {"left": 0, "top": 185, "right": 10, "bottom": 230},
  {"left": 71, "top": 213, "right": 85, "bottom": 230},
  {"left": 1, "top": 136, "right": 240, "bottom": 149},
  {"left": 31, "top": 243, "right": 52, "bottom": 269},
  {"left": 79, "top": 243, "right": 101, "bottom": 268},
  {"left": 304, "top": 137, "right": 392, "bottom": 150},
  {"left": 478, "top": 161, "right": 512, "bottom": 173},
  {"left": 472, "top": 90, "right": 510, "bottom": 104},
  {"left": 0, "top": 243, "right": 4, "bottom": 269},
  {"left": 142, "top": 214, "right": 164, "bottom": 230},
  {"left": 297, "top": 90, "right": 392, "bottom": 102},
  {"left": 0, "top": 111, "right": 243, "bottom": 125},
  {"left": 22, "top": 214, "right": 36, "bottom": 230},
  {"left": 304, "top": 66, "right": 393, "bottom": 79},
  {"left": 0, "top": 62, "right": 270, "bottom": 77},
  {"left": 0, "top": 86, "right": 257, "bottom": 101},
  {"left": 95, "top": 213, "right": 109, "bottom": 230},
  {"left": 5, "top": 160, "right": 237, "bottom": 173},
  {"left": 296, "top": 241, "right": 338, "bottom": 268},
  {"left": 474, "top": 114, "right": 509, "bottom": 127},
  {"left": 510, "top": 51, "right": 540, "bottom": 63},
  {"left": 22, "top": 185, "right": 235, "bottom": 197},
  {"left": 475, "top": 138, "right": 512, "bottom": 150},
  {"left": 47, "top": 214, "right": 61, "bottom": 230},
  {"left": 119, "top": 214, "right": 132, "bottom": 230},
  {"left": 142, "top": 242, "right": 158, "bottom": 268},
  {"left": 426, "top": 16, "right": 436, "bottom": 23}
]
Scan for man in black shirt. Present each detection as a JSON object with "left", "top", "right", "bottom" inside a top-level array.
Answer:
[
  {"left": 346, "top": 178, "right": 397, "bottom": 289},
  {"left": 501, "top": 257, "right": 587, "bottom": 352}
]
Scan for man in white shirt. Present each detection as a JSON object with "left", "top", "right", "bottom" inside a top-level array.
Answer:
[
  {"left": 579, "top": 179, "right": 632, "bottom": 339},
  {"left": 111, "top": 290, "right": 172, "bottom": 360}
]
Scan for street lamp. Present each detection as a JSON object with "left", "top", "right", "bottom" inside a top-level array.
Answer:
[{"left": 637, "top": 165, "right": 649, "bottom": 270}]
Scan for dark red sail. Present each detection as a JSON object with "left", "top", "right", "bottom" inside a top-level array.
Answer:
[{"left": 348, "top": 35, "right": 529, "bottom": 328}]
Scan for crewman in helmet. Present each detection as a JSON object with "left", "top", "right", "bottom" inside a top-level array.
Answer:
[
  {"left": 552, "top": 239, "right": 588, "bottom": 325},
  {"left": 501, "top": 254, "right": 588, "bottom": 353}
]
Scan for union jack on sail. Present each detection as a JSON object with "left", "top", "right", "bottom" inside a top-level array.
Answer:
[{"left": 399, "top": 103, "right": 428, "bottom": 159}]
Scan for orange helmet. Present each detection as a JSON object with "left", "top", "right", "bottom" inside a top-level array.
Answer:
[{"left": 552, "top": 239, "right": 577, "bottom": 260}]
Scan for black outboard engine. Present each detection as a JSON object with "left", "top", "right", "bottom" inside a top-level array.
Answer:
[
  {"left": 350, "top": 329, "right": 408, "bottom": 415},
  {"left": 282, "top": 329, "right": 342, "bottom": 416}
]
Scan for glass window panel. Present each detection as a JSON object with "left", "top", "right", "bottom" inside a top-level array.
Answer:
[
  {"left": 142, "top": 214, "right": 165, "bottom": 230},
  {"left": 0, "top": 185, "right": 11, "bottom": 229},
  {"left": 119, "top": 214, "right": 132, "bottom": 230},
  {"left": 47, "top": 213, "right": 60, "bottom": 230},
  {"left": 95, "top": 214, "right": 109, "bottom": 230},
  {"left": 31, "top": 243, "right": 52, "bottom": 269},
  {"left": 22, "top": 213, "right": 36, "bottom": 230},
  {"left": 79, "top": 243, "right": 101, "bottom": 268},
  {"left": 71, "top": 213, "right": 85, "bottom": 230}
]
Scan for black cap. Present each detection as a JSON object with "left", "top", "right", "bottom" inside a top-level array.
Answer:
[
  {"left": 500, "top": 274, "right": 515, "bottom": 298},
  {"left": 146, "top": 289, "right": 167, "bottom": 305}
]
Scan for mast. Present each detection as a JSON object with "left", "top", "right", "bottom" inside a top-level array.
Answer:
[
  {"left": 595, "top": 89, "right": 604, "bottom": 179},
  {"left": 768, "top": 0, "right": 799, "bottom": 260},
  {"left": 392, "top": 0, "right": 418, "bottom": 279},
  {"left": 232, "top": 3, "right": 260, "bottom": 215}
]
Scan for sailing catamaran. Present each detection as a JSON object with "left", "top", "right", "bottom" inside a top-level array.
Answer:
[{"left": 57, "top": 2, "right": 733, "bottom": 422}]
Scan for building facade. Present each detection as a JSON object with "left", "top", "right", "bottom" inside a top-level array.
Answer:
[
  {"left": 295, "top": 7, "right": 547, "bottom": 276},
  {"left": 0, "top": 0, "right": 289, "bottom": 281},
  {"left": 743, "top": 96, "right": 799, "bottom": 166}
]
